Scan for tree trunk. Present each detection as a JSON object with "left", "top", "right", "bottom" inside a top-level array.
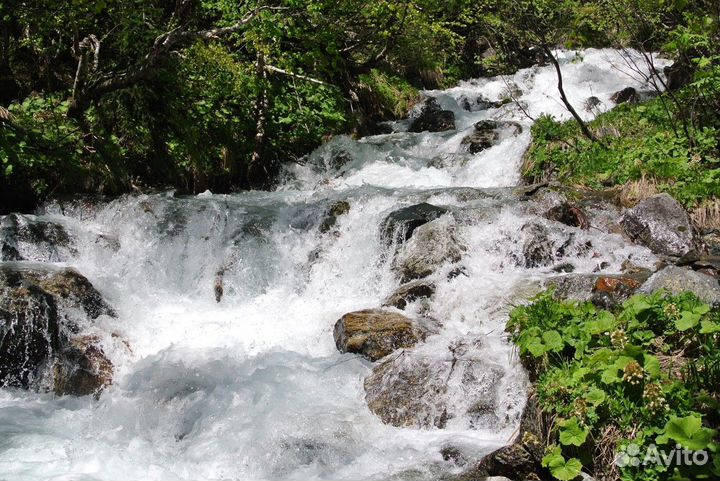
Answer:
[
  {"left": 543, "top": 45, "right": 597, "bottom": 142},
  {"left": 248, "top": 51, "right": 269, "bottom": 187}
]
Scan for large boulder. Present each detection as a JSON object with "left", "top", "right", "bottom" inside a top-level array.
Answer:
[
  {"left": 409, "top": 98, "right": 455, "bottom": 133},
  {"left": 364, "top": 341, "right": 517, "bottom": 429},
  {"left": 620, "top": 193, "right": 695, "bottom": 257},
  {"left": 0, "top": 265, "right": 115, "bottom": 395},
  {"left": 333, "top": 309, "right": 428, "bottom": 361},
  {"left": 640, "top": 266, "right": 720, "bottom": 305},
  {"left": 381, "top": 203, "right": 449, "bottom": 245},
  {"left": 545, "top": 202, "right": 589, "bottom": 230},
  {"left": 392, "top": 218, "right": 465, "bottom": 282},
  {"left": 610, "top": 87, "right": 638, "bottom": 104}
]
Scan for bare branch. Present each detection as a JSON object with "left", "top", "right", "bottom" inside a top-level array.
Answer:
[{"left": 264, "top": 64, "right": 338, "bottom": 89}]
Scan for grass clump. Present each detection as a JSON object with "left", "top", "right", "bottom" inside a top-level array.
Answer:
[{"left": 508, "top": 290, "right": 720, "bottom": 481}]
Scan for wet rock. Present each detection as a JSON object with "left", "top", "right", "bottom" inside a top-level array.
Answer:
[
  {"left": 545, "top": 202, "right": 589, "bottom": 230},
  {"left": 522, "top": 223, "right": 554, "bottom": 268},
  {"left": 319, "top": 200, "right": 351, "bottom": 233},
  {"left": 676, "top": 253, "right": 720, "bottom": 278},
  {"left": 461, "top": 120, "right": 499, "bottom": 154},
  {"left": 462, "top": 394, "right": 547, "bottom": 481},
  {"left": 54, "top": 335, "right": 113, "bottom": 397},
  {"left": 549, "top": 273, "right": 649, "bottom": 308},
  {"left": 664, "top": 60, "right": 692, "bottom": 91},
  {"left": 0, "top": 265, "right": 115, "bottom": 394},
  {"left": 393, "top": 219, "right": 465, "bottom": 282},
  {"left": 409, "top": 98, "right": 455, "bottom": 133},
  {"left": 640, "top": 266, "right": 720, "bottom": 305},
  {"left": 381, "top": 203, "right": 449, "bottom": 245},
  {"left": 459, "top": 94, "right": 500, "bottom": 112},
  {"left": 333, "top": 309, "right": 428, "bottom": 361},
  {"left": 584, "top": 96, "right": 602, "bottom": 112},
  {"left": 620, "top": 193, "right": 695, "bottom": 257},
  {"left": 440, "top": 445, "right": 469, "bottom": 466},
  {"left": 610, "top": 87, "right": 638, "bottom": 104},
  {"left": 383, "top": 280, "right": 435, "bottom": 310},
  {"left": 364, "top": 343, "right": 506, "bottom": 429},
  {"left": 0, "top": 214, "right": 75, "bottom": 262}
]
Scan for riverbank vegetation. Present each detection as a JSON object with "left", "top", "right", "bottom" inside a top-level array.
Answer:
[
  {"left": 2, "top": 0, "right": 717, "bottom": 213},
  {"left": 508, "top": 290, "right": 720, "bottom": 481}
]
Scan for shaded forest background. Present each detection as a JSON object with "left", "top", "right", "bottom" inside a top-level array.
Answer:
[{"left": 0, "top": 0, "right": 717, "bottom": 213}]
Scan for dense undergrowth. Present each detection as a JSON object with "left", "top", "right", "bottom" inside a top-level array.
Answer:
[
  {"left": 508, "top": 290, "right": 720, "bottom": 480},
  {"left": 523, "top": 93, "right": 720, "bottom": 210}
]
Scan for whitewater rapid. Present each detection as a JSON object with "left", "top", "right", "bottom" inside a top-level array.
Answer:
[{"left": 0, "top": 49, "right": 668, "bottom": 481}]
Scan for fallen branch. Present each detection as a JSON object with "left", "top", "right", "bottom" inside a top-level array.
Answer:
[{"left": 264, "top": 64, "right": 338, "bottom": 89}]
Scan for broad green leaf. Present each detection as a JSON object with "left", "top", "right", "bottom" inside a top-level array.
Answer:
[
  {"left": 543, "top": 330, "right": 564, "bottom": 352},
  {"left": 657, "top": 415, "right": 717, "bottom": 450},
  {"left": 585, "top": 387, "right": 606, "bottom": 406},
  {"left": 676, "top": 311, "right": 701, "bottom": 331},
  {"left": 559, "top": 417, "right": 589, "bottom": 446},
  {"left": 543, "top": 448, "right": 583, "bottom": 481},
  {"left": 700, "top": 320, "right": 720, "bottom": 334}
]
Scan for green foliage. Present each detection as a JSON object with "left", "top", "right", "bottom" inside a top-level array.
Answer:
[
  {"left": 508, "top": 290, "right": 720, "bottom": 480},
  {"left": 524, "top": 95, "right": 720, "bottom": 207},
  {"left": 357, "top": 69, "right": 420, "bottom": 120}
]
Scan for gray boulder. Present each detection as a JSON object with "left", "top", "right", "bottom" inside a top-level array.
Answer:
[
  {"left": 364, "top": 342, "right": 507, "bottom": 429},
  {"left": 381, "top": 203, "right": 449, "bottom": 245},
  {"left": 383, "top": 280, "right": 435, "bottom": 310},
  {"left": 620, "top": 193, "right": 695, "bottom": 257},
  {"left": 640, "top": 266, "right": 720, "bottom": 305},
  {"left": 409, "top": 98, "right": 455, "bottom": 133},
  {"left": 393, "top": 219, "right": 465, "bottom": 282}
]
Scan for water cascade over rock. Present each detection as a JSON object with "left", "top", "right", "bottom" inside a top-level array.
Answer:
[{"left": 0, "top": 49, "right": 680, "bottom": 481}]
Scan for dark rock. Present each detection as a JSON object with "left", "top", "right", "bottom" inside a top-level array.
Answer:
[
  {"left": 393, "top": 220, "right": 465, "bottom": 282},
  {"left": 0, "top": 265, "right": 115, "bottom": 394},
  {"left": 381, "top": 203, "right": 449, "bottom": 245},
  {"left": 409, "top": 98, "right": 455, "bottom": 133},
  {"left": 584, "top": 96, "right": 602, "bottom": 112},
  {"left": 545, "top": 202, "right": 590, "bottom": 230},
  {"left": 462, "top": 120, "right": 499, "bottom": 154},
  {"left": 620, "top": 193, "right": 695, "bottom": 257},
  {"left": 552, "top": 263, "right": 575, "bottom": 273},
  {"left": 383, "top": 280, "right": 435, "bottom": 310},
  {"left": 319, "top": 200, "right": 351, "bottom": 233},
  {"left": 640, "top": 266, "right": 720, "bottom": 305},
  {"left": 522, "top": 223, "right": 554, "bottom": 268},
  {"left": 664, "top": 60, "right": 693, "bottom": 91},
  {"left": 676, "top": 253, "right": 720, "bottom": 278},
  {"left": 53, "top": 335, "right": 113, "bottom": 397},
  {"left": 459, "top": 95, "right": 501, "bottom": 112},
  {"left": 610, "top": 87, "right": 638, "bottom": 104},
  {"left": 333, "top": 309, "right": 428, "bottom": 361}
]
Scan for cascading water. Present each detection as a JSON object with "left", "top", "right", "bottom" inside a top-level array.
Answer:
[{"left": 0, "top": 49, "right": 669, "bottom": 480}]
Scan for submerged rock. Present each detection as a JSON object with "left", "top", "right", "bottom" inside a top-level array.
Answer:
[
  {"left": 0, "top": 214, "right": 75, "bottom": 262},
  {"left": 333, "top": 309, "right": 428, "bottom": 361},
  {"left": 620, "top": 193, "right": 695, "bottom": 257},
  {"left": 610, "top": 87, "right": 638, "bottom": 104},
  {"left": 383, "top": 280, "right": 435, "bottom": 310},
  {"left": 319, "top": 200, "right": 351, "bottom": 233},
  {"left": 409, "top": 98, "right": 455, "bottom": 133},
  {"left": 522, "top": 223, "right": 554, "bottom": 268},
  {"left": 0, "top": 265, "right": 115, "bottom": 395},
  {"left": 393, "top": 219, "right": 465, "bottom": 282},
  {"left": 381, "top": 203, "right": 449, "bottom": 245},
  {"left": 364, "top": 342, "right": 509, "bottom": 429},
  {"left": 640, "top": 266, "right": 720, "bottom": 305}
]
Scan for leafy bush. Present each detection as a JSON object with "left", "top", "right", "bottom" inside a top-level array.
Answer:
[
  {"left": 357, "top": 69, "right": 420, "bottom": 120},
  {"left": 508, "top": 290, "right": 720, "bottom": 480}
]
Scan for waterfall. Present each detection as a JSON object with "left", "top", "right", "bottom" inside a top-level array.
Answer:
[{"left": 0, "top": 49, "right": 668, "bottom": 481}]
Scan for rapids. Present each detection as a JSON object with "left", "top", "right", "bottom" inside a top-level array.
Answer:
[{"left": 0, "top": 49, "right": 668, "bottom": 481}]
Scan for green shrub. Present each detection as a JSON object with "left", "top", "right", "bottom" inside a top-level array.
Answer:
[{"left": 508, "top": 290, "right": 720, "bottom": 480}]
